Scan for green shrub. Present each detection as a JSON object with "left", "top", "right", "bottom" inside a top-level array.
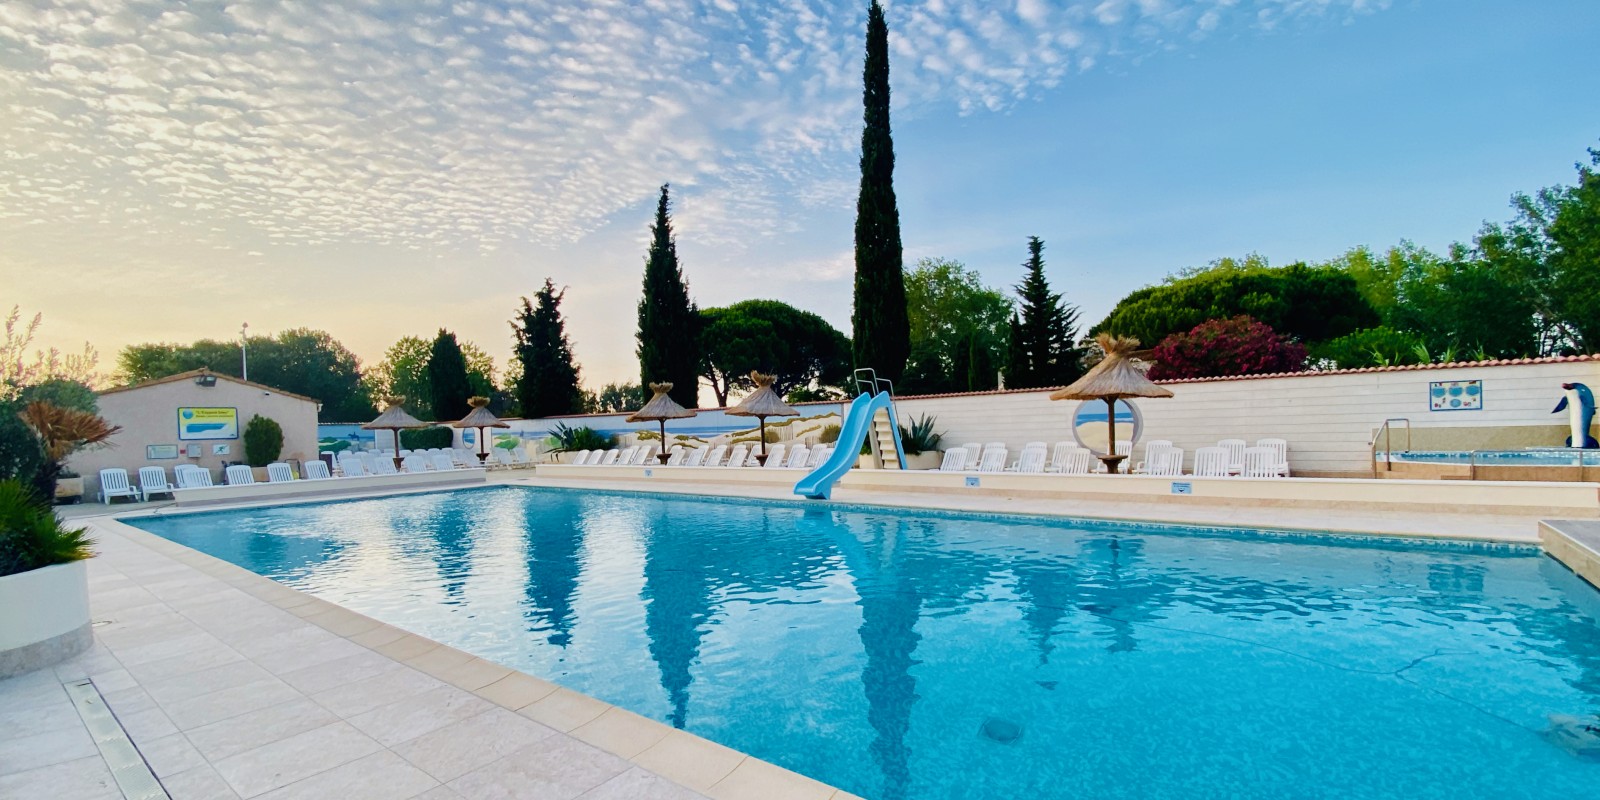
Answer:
[
  {"left": 549, "top": 422, "right": 614, "bottom": 452},
  {"left": 897, "top": 414, "right": 944, "bottom": 455},
  {"left": 0, "top": 479, "right": 93, "bottom": 577},
  {"left": 400, "top": 426, "right": 454, "bottom": 450},
  {"left": 0, "top": 398, "right": 46, "bottom": 491},
  {"left": 242, "top": 415, "right": 284, "bottom": 467},
  {"left": 817, "top": 424, "right": 841, "bottom": 444}
]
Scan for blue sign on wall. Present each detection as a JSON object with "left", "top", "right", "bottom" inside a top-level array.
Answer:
[{"left": 1429, "top": 380, "right": 1483, "bottom": 411}]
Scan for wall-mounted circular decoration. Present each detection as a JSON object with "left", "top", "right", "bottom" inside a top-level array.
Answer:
[{"left": 1071, "top": 399, "right": 1142, "bottom": 455}]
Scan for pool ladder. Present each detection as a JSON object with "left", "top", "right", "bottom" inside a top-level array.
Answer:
[{"left": 1369, "top": 418, "right": 1411, "bottom": 478}]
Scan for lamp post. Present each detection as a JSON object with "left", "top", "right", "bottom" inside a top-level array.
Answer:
[{"left": 240, "top": 322, "right": 249, "bottom": 381}]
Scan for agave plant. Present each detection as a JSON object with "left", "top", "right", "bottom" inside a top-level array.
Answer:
[
  {"left": 548, "top": 421, "right": 615, "bottom": 453},
  {"left": 0, "top": 479, "right": 94, "bottom": 577},
  {"left": 18, "top": 401, "right": 120, "bottom": 501},
  {"left": 897, "top": 414, "right": 944, "bottom": 456}
]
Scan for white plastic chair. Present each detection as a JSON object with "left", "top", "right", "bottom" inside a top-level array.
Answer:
[
  {"left": 371, "top": 456, "right": 399, "bottom": 476},
  {"left": 632, "top": 444, "right": 658, "bottom": 465},
  {"left": 761, "top": 444, "right": 786, "bottom": 468},
  {"left": 976, "top": 447, "right": 1008, "bottom": 473},
  {"left": 1148, "top": 448, "right": 1185, "bottom": 477},
  {"left": 1060, "top": 447, "right": 1094, "bottom": 475},
  {"left": 303, "top": 461, "right": 332, "bottom": 480},
  {"left": 336, "top": 452, "right": 366, "bottom": 477},
  {"left": 599, "top": 449, "right": 623, "bottom": 466},
  {"left": 174, "top": 464, "right": 213, "bottom": 488},
  {"left": 99, "top": 469, "right": 141, "bottom": 503},
  {"left": 138, "top": 467, "right": 173, "bottom": 500},
  {"left": 1241, "top": 447, "right": 1280, "bottom": 478},
  {"left": 402, "top": 454, "right": 431, "bottom": 474},
  {"left": 704, "top": 445, "right": 729, "bottom": 467},
  {"left": 266, "top": 463, "right": 295, "bottom": 483},
  {"left": 1218, "top": 439, "right": 1247, "bottom": 474},
  {"left": 684, "top": 446, "right": 709, "bottom": 467},
  {"left": 569, "top": 449, "right": 590, "bottom": 465},
  {"left": 725, "top": 444, "right": 749, "bottom": 468},
  {"left": 1014, "top": 448, "right": 1047, "bottom": 474},
  {"left": 225, "top": 465, "right": 255, "bottom": 485},
  {"left": 1256, "top": 438, "right": 1291, "bottom": 477},
  {"left": 784, "top": 445, "right": 809, "bottom": 468},
  {"left": 936, "top": 448, "right": 968, "bottom": 471},
  {"left": 959, "top": 443, "right": 982, "bottom": 470},
  {"left": 808, "top": 445, "right": 831, "bottom": 468},
  {"left": 432, "top": 453, "right": 457, "bottom": 471},
  {"left": 508, "top": 448, "right": 531, "bottom": 467},
  {"left": 1134, "top": 443, "right": 1177, "bottom": 474},
  {"left": 1194, "top": 447, "right": 1230, "bottom": 477}
]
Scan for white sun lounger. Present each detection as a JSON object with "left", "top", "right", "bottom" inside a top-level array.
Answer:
[
  {"left": 138, "top": 466, "right": 174, "bottom": 500},
  {"left": 762, "top": 443, "right": 787, "bottom": 468},
  {"left": 1218, "top": 439, "right": 1247, "bottom": 474},
  {"left": 976, "top": 447, "right": 1007, "bottom": 473},
  {"left": 725, "top": 444, "right": 748, "bottom": 468},
  {"left": 98, "top": 468, "right": 140, "bottom": 503},
  {"left": 666, "top": 447, "right": 686, "bottom": 466},
  {"left": 1241, "top": 446, "right": 1281, "bottom": 478},
  {"left": 401, "top": 454, "right": 431, "bottom": 474},
  {"left": 432, "top": 453, "right": 457, "bottom": 471},
  {"left": 683, "top": 446, "right": 709, "bottom": 467},
  {"left": 1059, "top": 447, "right": 1094, "bottom": 475},
  {"left": 959, "top": 443, "right": 982, "bottom": 470},
  {"left": 1013, "top": 447, "right": 1047, "bottom": 474},
  {"left": 807, "top": 445, "right": 831, "bottom": 468},
  {"left": 174, "top": 464, "right": 213, "bottom": 488},
  {"left": 632, "top": 444, "right": 658, "bottom": 465},
  {"left": 1193, "top": 446, "right": 1230, "bottom": 477},
  {"left": 704, "top": 445, "right": 729, "bottom": 467},
  {"left": 783, "top": 445, "right": 809, "bottom": 468},
  {"left": 1256, "top": 438, "right": 1290, "bottom": 476},
  {"left": 936, "top": 448, "right": 967, "bottom": 471},
  {"left": 225, "top": 465, "right": 255, "bottom": 485},
  {"left": 266, "top": 463, "right": 295, "bottom": 483},
  {"left": 303, "top": 461, "right": 332, "bottom": 480}
]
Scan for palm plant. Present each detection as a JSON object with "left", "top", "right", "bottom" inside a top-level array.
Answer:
[
  {"left": 548, "top": 421, "right": 615, "bottom": 453},
  {"left": 0, "top": 479, "right": 94, "bottom": 577},
  {"left": 897, "top": 413, "right": 944, "bottom": 455},
  {"left": 18, "top": 401, "right": 120, "bottom": 501}
]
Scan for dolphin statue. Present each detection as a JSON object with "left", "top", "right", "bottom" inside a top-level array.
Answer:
[{"left": 1553, "top": 382, "right": 1599, "bottom": 448}]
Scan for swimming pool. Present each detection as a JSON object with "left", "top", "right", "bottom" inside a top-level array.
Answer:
[
  {"left": 1381, "top": 448, "right": 1600, "bottom": 466},
  {"left": 126, "top": 487, "right": 1600, "bottom": 798}
]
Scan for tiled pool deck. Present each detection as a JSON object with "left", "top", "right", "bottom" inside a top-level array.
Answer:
[{"left": 1, "top": 472, "right": 1577, "bottom": 799}]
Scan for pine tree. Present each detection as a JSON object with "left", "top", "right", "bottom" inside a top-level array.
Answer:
[
  {"left": 850, "top": 0, "right": 910, "bottom": 382},
  {"left": 425, "top": 329, "right": 473, "bottom": 421},
  {"left": 637, "top": 184, "right": 700, "bottom": 408},
  {"left": 1006, "top": 237, "right": 1085, "bottom": 388},
  {"left": 513, "top": 279, "right": 584, "bottom": 418}
]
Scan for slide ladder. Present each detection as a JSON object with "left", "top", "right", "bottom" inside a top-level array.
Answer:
[{"left": 794, "top": 369, "right": 905, "bottom": 500}]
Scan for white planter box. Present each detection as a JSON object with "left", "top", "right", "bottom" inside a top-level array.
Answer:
[{"left": 0, "top": 560, "right": 91, "bottom": 678}]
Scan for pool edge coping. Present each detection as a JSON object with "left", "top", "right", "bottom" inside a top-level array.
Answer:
[
  {"left": 1540, "top": 520, "right": 1600, "bottom": 592},
  {"left": 83, "top": 513, "right": 863, "bottom": 800}
]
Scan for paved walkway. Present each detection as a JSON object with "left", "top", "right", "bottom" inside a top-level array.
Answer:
[{"left": 1, "top": 512, "right": 851, "bottom": 800}]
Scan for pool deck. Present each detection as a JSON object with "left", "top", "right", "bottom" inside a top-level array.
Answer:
[{"left": 5, "top": 470, "right": 1588, "bottom": 799}]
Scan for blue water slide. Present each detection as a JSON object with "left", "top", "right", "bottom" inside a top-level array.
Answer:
[{"left": 794, "top": 390, "right": 900, "bottom": 500}]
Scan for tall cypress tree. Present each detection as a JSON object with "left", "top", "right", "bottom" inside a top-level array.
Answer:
[
  {"left": 850, "top": 0, "right": 909, "bottom": 382},
  {"left": 637, "top": 184, "right": 700, "bottom": 408},
  {"left": 1006, "top": 237, "right": 1086, "bottom": 388},
  {"left": 513, "top": 279, "right": 584, "bottom": 418},
  {"left": 425, "top": 329, "right": 473, "bottom": 421}
]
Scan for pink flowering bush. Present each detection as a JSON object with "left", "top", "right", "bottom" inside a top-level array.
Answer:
[{"left": 1147, "top": 315, "right": 1308, "bottom": 380}]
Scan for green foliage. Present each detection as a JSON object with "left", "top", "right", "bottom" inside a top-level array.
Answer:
[
  {"left": 426, "top": 330, "right": 473, "bottom": 422},
  {"left": 399, "top": 426, "right": 454, "bottom": 450},
  {"left": 851, "top": 0, "right": 909, "bottom": 382},
  {"left": 1147, "top": 316, "right": 1309, "bottom": 380},
  {"left": 365, "top": 335, "right": 498, "bottom": 420},
  {"left": 118, "top": 329, "right": 374, "bottom": 423},
  {"left": 1389, "top": 245, "right": 1537, "bottom": 360},
  {"left": 241, "top": 415, "right": 284, "bottom": 467},
  {"left": 637, "top": 184, "right": 702, "bottom": 408},
  {"left": 901, "top": 258, "right": 1012, "bottom": 394},
  {"left": 548, "top": 422, "right": 614, "bottom": 453},
  {"left": 1006, "top": 237, "right": 1085, "bottom": 389},
  {"left": 785, "top": 386, "right": 845, "bottom": 403},
  {"left": 513, "top": 279, "right": 585, "bottom": 418},
  {"left": 817, "top": 423, "right": 841, "bottom": 444},
  {"left": 1094, "top": 257, "right": 1378, "bottom": 348},
  {"left": 586, "top": 382, "right": 645, "bottom": 413},
  {"left": 896, "top": 413, "right": 943, "bottom": 455},
  {"left": 698, "top": 300, "right": 851, "bottom": 405},
  {"left": 18, "top": 379, "right": 96, "bottom": 414},
  {"left": 0, "top": 397, "right": 46, "bottom": 492},
  {"left": 0, "top": 480, "right": 94, "bottom": 577},
  {"left": 1311, "top": 327, "right": 1426, "bottom": 369}
]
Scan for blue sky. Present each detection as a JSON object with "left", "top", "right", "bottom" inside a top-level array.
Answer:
[{"left": 3, "top": 0, "right": 1597, "bottom": 395}]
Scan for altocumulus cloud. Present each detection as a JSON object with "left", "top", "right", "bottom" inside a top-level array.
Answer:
[{"left": 0, "top": 0, "right": 1388, "bottom": 256}]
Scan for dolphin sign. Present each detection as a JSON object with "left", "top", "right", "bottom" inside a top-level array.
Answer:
[{"left": 1553, "top": 382, "right": 1599, "bottom": 448}]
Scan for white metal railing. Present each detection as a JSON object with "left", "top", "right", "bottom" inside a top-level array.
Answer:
[{"left": 1370, "top": 418, "right": 1411, "bottom": 477}]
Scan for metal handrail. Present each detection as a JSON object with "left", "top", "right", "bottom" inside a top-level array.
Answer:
[
  {"left": 1369, "top": 418, "right": 1411, "bottom": 477},
  {"left": 851, "top": 368, "right": 894, "bottom": 397}
]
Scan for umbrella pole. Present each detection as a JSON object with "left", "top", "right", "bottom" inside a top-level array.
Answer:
[
  {"left": 1105, "top": 398, "right": 1119, "bottom": 474},
  {"left": 391, "top": 428, "right": 404, "bottom": 470},
  {"left": 477, "top": 426, "right": 488, "bottom": 464},
  {"left": 756, "top": 417, "right": 769, "bottom": 465},
  {"left": 658, "top": 420, "right": 671, "bottom": 465}
]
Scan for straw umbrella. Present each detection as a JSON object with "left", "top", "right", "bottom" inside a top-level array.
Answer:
[
  {"left": 362, "top": 397, "right": 431, "bottom": 469},
  {"left": 726, "top": 371, "right": 800, "bottom": 466},
  {"left": 451, "top": 396, "right": 510, "bottom": 465},
  {"left": 627, "top": 382, "right": 697, "bottom": 465},
  {"left": 1050, "top": 334, "right": 1174, "bottom": 474}
]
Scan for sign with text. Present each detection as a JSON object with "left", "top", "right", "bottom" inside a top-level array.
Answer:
[
  {"left": 146, "top": 444, "right": 179, "bottom": 460},
  {"left": 177, "top": 407, "right": 238, "bottom": 440}
]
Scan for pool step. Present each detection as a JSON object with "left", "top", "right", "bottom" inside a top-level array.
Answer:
[{"left": 1377, "top": 461, "right": 1474, "bottom": 480}]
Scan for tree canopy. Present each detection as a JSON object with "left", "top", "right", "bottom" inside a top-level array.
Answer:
[
  {"left": 1005, "top": 237, "right": 1085, "bottom": 389},
  {"left": 585, "top": 382, "right": 645, "bottom": 414},
  {"left": 637, "top": 184, "right": 701, "bottom": 408},
  {"left": 513, "top": 279, "right": 584, "bottom": 418},
  {"left": 365, "top": 335, "right": 496, "bottom": 420},
  {"left": 900, "top": 258, "right": 1011, "bottom": 395},
  {"left": 850, "top": 0, "right": 909, "bottom": 382},
  {"left": 698, "top": 300, "right": 851, "bottom": 406},
  {"left": 116, "top": 328, "right": 373, "bottom": 422},
  {"left": 426, "top": 329, "right": 473, "bottom": 422},
  {"left": 1148, "top": 316, "right": 1309, "bottom": 380}
]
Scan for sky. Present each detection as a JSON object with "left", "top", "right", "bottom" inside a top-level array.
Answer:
[{"left": 4, "top": 0, "right": 1599, "bottom": 397}]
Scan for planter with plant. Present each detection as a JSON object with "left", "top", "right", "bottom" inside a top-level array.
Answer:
[
  {"left": 0, "top": 480, "right": 95, "bottom": 677},
  {"left": 549, "top": 422, "right": 616, "bottom": 461},
  {"left": 54, "top": 469, "right": 83, "bottom": 504},
  {"left": 17, "top": 401, "right": 121, "bottom": 504},
  {"left": 896, "top": 414, "right": 946, "bottom": 469}
]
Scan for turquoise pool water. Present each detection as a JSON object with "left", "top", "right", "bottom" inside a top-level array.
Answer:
[{"left": 127, "top": 487, "right": 1600, "bottom": 798}]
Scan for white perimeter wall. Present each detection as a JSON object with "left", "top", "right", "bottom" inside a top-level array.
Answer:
[{"left": 895, "top": 360, "right": 1600, "bottom": 477}]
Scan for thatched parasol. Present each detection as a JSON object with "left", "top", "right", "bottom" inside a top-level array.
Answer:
[
  {"left": 727, "top": 371, "right": 799, "bottom": 465},
  {"left": 1050, "top": 334, "right": 1174, "bottom": 474},
  {"left": 362, "top": 397, "right": 431, "bottom": 468},
  {"left": 626, "top": 382, "right": 697, "bottom": 465},
  {"left": 451, "top": 396, "right": 509, "bottom": 465}
]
